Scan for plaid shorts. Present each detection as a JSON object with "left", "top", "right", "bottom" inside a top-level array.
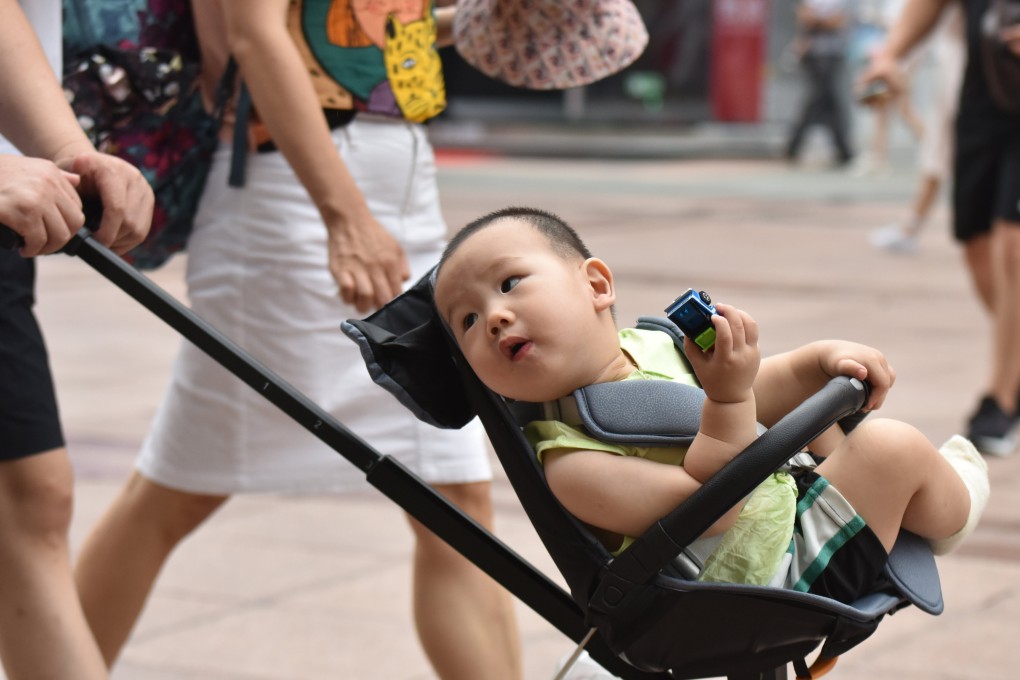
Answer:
[{"left": 770, "top": 459, "right": 888, "bottom": 604}]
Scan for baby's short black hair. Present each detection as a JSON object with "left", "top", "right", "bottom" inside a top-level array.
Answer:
[{"left": 438, "top": 207, "right": 592, "bottom": 275}]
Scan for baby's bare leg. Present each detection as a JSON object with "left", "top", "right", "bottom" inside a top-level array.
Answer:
[{"left": 814, "top": 419, "right": 983, "bottom": 553}]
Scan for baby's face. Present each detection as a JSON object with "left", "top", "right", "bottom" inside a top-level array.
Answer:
[{"left": 435, "top": 220, "right": 607, "bottom": 402}]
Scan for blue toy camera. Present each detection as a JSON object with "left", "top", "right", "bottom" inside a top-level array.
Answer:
[{"left": 665, "top": 289, "right": 717, "bottom": 350}]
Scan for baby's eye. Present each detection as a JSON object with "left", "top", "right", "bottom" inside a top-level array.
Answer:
[
  {"left": 462, "top": 312, "right": 478, "bottom": 331},
  {"left": 500, "top": 276, "right": 521, "bottom": 293}
]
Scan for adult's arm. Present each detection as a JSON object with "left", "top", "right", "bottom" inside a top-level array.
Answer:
[
  {"left": 221, "top": 0, "right": 410, "bottom": 312},
  {"left": 862, "top": 0, "right": 954, "bottom": 95},
  {"left": 0, "top": 0, "right": 152, "bottom": 254},
  {"left": 435, "top": 4, "right": 455, "bottom": 47},
  {"left": 0, "top": 0, "right": 91, "bottom": 161}
]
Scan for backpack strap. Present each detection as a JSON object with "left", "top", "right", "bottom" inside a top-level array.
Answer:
[{"left": 229, "top": 75, "right": 251, "bottom": 188}]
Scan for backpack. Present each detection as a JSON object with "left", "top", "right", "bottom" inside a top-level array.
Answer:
[{"left": 62, "top": 0, "right": 231, "bottom": 270}]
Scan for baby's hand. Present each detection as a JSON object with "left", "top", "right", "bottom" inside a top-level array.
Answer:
[
  {"left": 684, "top": 304, "right": 760, "bottom": 404},
  {"left": 814, "top": 339, "right": 895, "bottom": 410}
]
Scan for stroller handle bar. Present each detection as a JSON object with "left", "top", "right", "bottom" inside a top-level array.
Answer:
[{"left": 0, "top": 225, "right": 24, "bottom": 250}]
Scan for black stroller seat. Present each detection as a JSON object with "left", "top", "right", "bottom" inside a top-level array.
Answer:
[{"left": 342, "top": 271, "right": 943, "bottom": 680}]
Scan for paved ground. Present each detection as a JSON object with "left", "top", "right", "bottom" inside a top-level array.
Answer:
[{"left": 30, "top": 146, "right": 1020, "bottom": 679}]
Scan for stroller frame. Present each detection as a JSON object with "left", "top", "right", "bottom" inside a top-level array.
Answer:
[
  {"left": 37, "top": 229, "right": 660, "bottom": 680},
  {"left": 16, "top": 228, "right": 943, "bottom": 680}
]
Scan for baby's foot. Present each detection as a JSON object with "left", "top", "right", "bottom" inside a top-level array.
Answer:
[{"left": 930, "top": 435, "right": 990, "bottom": 555}]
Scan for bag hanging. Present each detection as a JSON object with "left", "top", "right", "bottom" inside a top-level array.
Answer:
[{"left": 62, "top": 0, "right": 232, "bottom": 270}]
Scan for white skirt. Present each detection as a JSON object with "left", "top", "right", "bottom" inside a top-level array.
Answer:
[{"left": 136, "top": 116, "right": 491, "bottom": 494}]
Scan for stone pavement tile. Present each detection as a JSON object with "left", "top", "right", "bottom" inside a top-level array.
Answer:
[
  {"left": 25, "top": 155, "right": 1020, "bottom": 679},
  {"left": 834, "top": 556, "right": 1020, "bottom": 678}
]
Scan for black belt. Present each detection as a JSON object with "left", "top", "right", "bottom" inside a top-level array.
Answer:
[{"left": 256, "top": 109, "right": 356, "bottom": 154}]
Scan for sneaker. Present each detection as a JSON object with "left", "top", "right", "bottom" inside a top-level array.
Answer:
[
  {"left": 869, "top": 224, "right": 919, "bottom": 255},
  {"left": 849, "top": 154, "right": 890, "bottom": 178},
  {"left": 929, "top": 435, "right": 990, "bottom": 555},
  {"left": 967, "top": 396, "right": 1018, "bottom": 457}
]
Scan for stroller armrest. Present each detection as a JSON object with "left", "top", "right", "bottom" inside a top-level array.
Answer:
[{"left": 601, "top": 376, "right": 868, "bottom": 589}]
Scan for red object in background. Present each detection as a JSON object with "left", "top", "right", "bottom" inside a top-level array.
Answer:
[{"left": 710, "top": 0, "right": 768, "bottom": 122}]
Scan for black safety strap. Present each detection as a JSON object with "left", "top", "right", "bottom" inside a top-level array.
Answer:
[{"left": 229, "top": 78, "right": 251, "bottom": 188}]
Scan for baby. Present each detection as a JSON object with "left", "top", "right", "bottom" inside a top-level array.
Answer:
[{"left": 433, "top": 206, "right": 989, "bottom": 602}]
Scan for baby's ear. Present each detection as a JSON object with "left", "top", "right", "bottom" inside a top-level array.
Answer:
[{"left": 584, "top": 258, "right": 616, "bottom": 312}]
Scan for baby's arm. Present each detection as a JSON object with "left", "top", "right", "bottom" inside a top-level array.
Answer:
[
  {"left": 543, "top": 448, "right": 744, "bottom": 541},
  {"left": 754, "top": 340, "right": 895, "bottom": 453},
  {"left": 682, "top": 305, "right": 761, "bottom": 482}
]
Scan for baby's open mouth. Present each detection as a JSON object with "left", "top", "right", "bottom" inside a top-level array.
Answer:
[{"left": 501, "top": 337, "right": 531, "bottom": 360}]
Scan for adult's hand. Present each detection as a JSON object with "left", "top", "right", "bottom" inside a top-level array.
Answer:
[
  {"left": 856, "top": 48, "right": 906, "bottom": 104},
  {"left": 57, "top": 152, "right": 154, "bottom": 255},
  {"left": 0, "top": 155, "right": 84, "bottom": 257},
  {"left": 327, "top": 209, "right": 411, "bottom": 313}
]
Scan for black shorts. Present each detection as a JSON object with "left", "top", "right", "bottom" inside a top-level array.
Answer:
[
  {"left": 0, "top": 250, "right": 64, "bottom": 461},
  {"left": 953, "top": 113, "right": 1020, "bottom": 242}
]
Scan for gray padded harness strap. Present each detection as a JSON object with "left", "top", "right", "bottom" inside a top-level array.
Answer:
[{"left": 541, "top": 380, "right": 705, "bottom": 446}]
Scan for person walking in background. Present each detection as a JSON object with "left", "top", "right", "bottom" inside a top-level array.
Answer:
[
  {"left": 869, "top": 2, "right": 965, "bottom": 253},
  {"left": 785, "top": 0, "right": 855, "bottom": 168},
  {"left": 862, "top": 0, "right": 1020, "bottom": 456},
  {"left": 72, "top": 1, "right": 522, "bottom": 678},
  {"left": 852, "top": 0, "right": 926, "bottom": 177},
  {"left": 0, "top": 1, "right": 153, "bottom": 677}
]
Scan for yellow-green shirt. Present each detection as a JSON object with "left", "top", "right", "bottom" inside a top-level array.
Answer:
[{"left": 525, "top": 328, "right": 796, "bottom": 585}]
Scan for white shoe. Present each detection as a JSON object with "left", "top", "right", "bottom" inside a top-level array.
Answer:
[
  {"left": 849, "top": 154, "right": 890, "bottom": 178},
  {"left": 929, "top": 435, "right": 990, "bottom": 556},
  {"left": 869, "top": 224, "right": 919, "bottom": 255}
]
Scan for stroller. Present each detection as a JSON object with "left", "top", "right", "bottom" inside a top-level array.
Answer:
[
  {"left": 341, "top": 271, "right": 945, "bottom": 680},
  {"left": 10, "top": 227, "right": 944, "bottom": 680}
]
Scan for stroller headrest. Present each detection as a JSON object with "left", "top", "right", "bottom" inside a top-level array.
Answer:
[
  {"left": 342, "top": 272, "right": 709, "bottom": 445},
  {"left": 341, "top": 268, "right": 476, "bottom": 429}
]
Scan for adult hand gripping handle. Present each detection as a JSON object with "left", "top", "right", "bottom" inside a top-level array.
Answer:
[{"left": 0, "top": 223, "right": 90, "bottom": 254}]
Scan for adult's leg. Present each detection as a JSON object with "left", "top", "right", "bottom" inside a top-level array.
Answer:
[
  {"left": 963, "top": 232, "right": 994, "bottom": 310},
  {"left": 785, "top": 57, "right": 823, "bottom": 160},
  {"left": 868, "top": 173, "right": 941, "bottom": 253},
  {"left": 985, "top": 220, "right": 1020, "bottom": 415},
  {"left": 957, "top": 122, "right": 1020, "bottom": 453},
  {"left": 815, "top": 419, "right": 973, "bottom": 552},
  {"left": 406, "top": 480, "right": 522, "bottom": 680},
  {"left": 0, "top": 449, "right": 108, "bottom": 680},
  {"left": 814, "top": 56, "right": 853, "bottom": 164},
  {"left": 75, "top": 471, "right": 227, "bottom": 666},
  {"left": 895, "top": 74, "right": 926, "bottom": 141},
  {"left": 910, "top": 174, "right": 942, "bottom": 230},
  {"left": 867, "top": 102, "right": 891, "bottom": 171}
]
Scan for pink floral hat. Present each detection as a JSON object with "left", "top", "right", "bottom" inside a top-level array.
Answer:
[{"left": 452, "top": 0, "right": 649, "bottom": 90}]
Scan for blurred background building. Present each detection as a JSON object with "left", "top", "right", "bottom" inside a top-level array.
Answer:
[
  {"left": 435, "top": 0, "right": 800, "bottom": 152},
  {"left": 433, "top": 0, "right": 931, "bottom": 164}
]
